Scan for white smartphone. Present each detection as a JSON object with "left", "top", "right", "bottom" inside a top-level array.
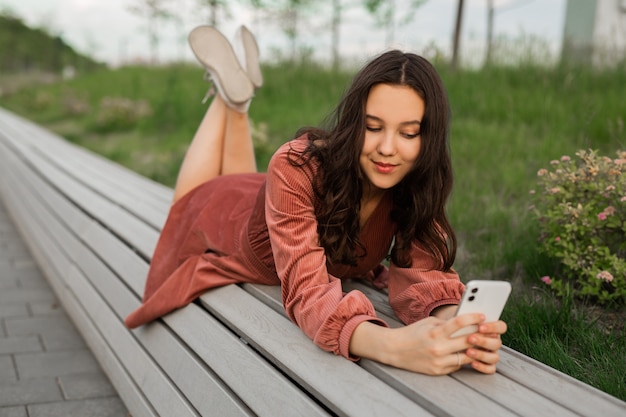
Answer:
[{"left": 451, "top": 280, "right": 512, "bottom": 337}]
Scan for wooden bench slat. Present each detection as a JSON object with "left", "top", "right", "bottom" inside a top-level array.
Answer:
[
  {"left": 201, "top": 285, "right": 436, "bottom": 417},
  {"left": 358, "top": 359, "right": 517, "bottom": 417},
  {"left": 0, "top": 131, "right": 159, "bottom": 258},
  {"left": 1, "top": 128, "right": 329, "bottom": 417},
  {"left": 497, "top": 348, "right": 626, "bottom": 416},
  {"left": 452, "top": 367, "right": 578, "bottom": 416},
  {"left": 0, "top": 155, "right": 206, "bottom": 417},
  {"left": 2, "top": 106, "right": 625, "bottom": 417},
  {"left": 241, "top": 283, "right": 599, "bottom": 416},
  {"left": 241, "top": 285, "right": 517, "bottom": 416},
  {"left": 163, "top": 303, "right": 331, "bottom": 417},
  {"left": 0, "top": 185, "right": 159, "bottom": 417},
  {"left": 0, "top": 108, "right": 173, "bottom": 204},
  {"left": 4, "top": 143, "right": 306, "bottom": 417}
]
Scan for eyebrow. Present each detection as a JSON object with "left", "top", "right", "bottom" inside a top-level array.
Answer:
[{"left": 365, "top": 114, "right": 421, "bottom": 126}]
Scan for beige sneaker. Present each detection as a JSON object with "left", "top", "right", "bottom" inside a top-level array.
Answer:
[
  {"left": 234, "top": 25, "right": 263, "bottom": 89},
  {"left": 188, "top": 25, "right": 254, "bottom": 111}
]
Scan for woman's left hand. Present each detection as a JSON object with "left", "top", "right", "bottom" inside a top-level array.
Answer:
[{"left": 461, "top": 320, "right": 507, "bottom": 374}]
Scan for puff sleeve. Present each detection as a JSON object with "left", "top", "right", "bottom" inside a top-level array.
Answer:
[
  {"left": 264, "top": 140, "right": 388, "bottom": 360},
  {"left": 388, "top": 242, "right": 464, "bottom": 324}
]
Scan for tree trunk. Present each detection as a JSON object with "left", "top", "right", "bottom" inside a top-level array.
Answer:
[{"left": 451, "top": 0, "right": 464, "bottom": 70}]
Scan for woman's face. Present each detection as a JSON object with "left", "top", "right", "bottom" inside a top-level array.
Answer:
[{"left": 359, "top": 83, "right": 425, "bottom": 195}]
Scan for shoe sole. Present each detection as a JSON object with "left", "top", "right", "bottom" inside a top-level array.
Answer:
[
  {"left": 238, "top": 26, "right": 263, "bottom": 88},
  {"left": 188, "top": 26, "right": 254, "bottom": 104}
]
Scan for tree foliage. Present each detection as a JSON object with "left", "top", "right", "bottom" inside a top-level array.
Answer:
[
  {"left": 196, "top": 0, "right": 232, "bottom": 27},
  {"left": 249, "top": 0, "right": 317, "bottom": 59},
  {"left": 0, "top": 13, "right": 101, "bottom": 74},
  {"left": 364, "top": 0, "right": 428, "bottom": 45},
  {"left": 127, "top": 0, "right": 175, "bottom": 64}
]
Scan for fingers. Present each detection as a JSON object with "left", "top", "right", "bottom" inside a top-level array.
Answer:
[
  {"left": 466, "top": 347, "right": 500, "bottom": 374},
  {"left": 469, "top": 358, "right": 498, "bottom": 374},
  {"left": 446, "top": 313, "right": 485, "bottom": 338},
  {"left": 467, "top": 332, "right": 502, "bottom": 352},
  {"left": 478, "top": 320, "right": 508, "bottom": 336},
  {"left": 447, "top": 317, "right": 505, "bottom": 375}
]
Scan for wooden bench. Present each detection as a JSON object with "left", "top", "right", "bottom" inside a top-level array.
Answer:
[{"left": 0, "top": 106, "right": 624, "bottom": 417}]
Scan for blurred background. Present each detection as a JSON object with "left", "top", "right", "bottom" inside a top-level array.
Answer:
[
  {"left": 0, "top": 0, "right": 625, "bottom": 399},
  {"left": 0, "top": 0, "right": 569, "bottom": 68}
]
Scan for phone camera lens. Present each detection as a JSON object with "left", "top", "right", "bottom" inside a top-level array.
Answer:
[
  {"left": 471, "top": 288, "right": 478, "bottom": 294},
  {"left": 468, "top": 296, "right": 475, "bottom": 301}
]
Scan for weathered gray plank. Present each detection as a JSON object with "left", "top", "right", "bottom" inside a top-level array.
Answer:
[
  {"left": 241, "top": 284, "right": 517, "bottom": 416},
  {"left": 1, "top": 126, "right": 326, "bottom": 417},
  {"left": 0, "top": 176, "right": 158, "bottom": 417},
  {"left": 453, "top": 367, "right": 577, "bottom": 416},
  {"left": 0, "top": 107, "right": 172, "bottom": 204},
  {"left": 0, "top": 131, "right": 159, "bottom": 258},
  {"left": 0, "top": 161, "right": 200, "bottom": 417},
  {"left": 498, "top": 348, "right": 626, "bottom": 417},
  {"left": 241, "top": 282, "right": 618, "bottom": 417},
  {"left": 3, "top": 105, "right": 626, "bottom": 417},
  {"left": 163, "top": 303, "right": 331, "bottom": 417},
  {"left": 0, "top": 147, "right": 260, "bottom": 416},
  {"left": 201, "top": 285, "right": 435, "bottom": 417}
]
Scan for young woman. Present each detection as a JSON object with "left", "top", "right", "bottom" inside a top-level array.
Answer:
[{"left": 125, "top": 25, "right": 507, "bottom": 375}]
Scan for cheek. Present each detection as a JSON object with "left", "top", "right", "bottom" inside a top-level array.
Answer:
[
  {"left": 361, "top": 133, "right": 376, "bottom": 153},
  {"left": 401, "top": 139, "right": 422, "bottom": 163}
]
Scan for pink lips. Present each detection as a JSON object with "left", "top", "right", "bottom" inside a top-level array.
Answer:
[{"left": 373, "top": 161, "right": 396, "bottom": 174}]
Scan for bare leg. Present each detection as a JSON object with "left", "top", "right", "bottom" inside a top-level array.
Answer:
[
  {"left": 172, "top": 96, "right": 227, "bottom": 203},
  {"left": 172, "top": 25, "right": 261, "bottom": 203},
  {"left": 222, "top": 107, "right": 257, "bottom": 175},
  {"left": 171, "top": 95, "right": 258, "bottom": 204}
]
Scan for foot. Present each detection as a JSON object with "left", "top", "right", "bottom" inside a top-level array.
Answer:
[
  {"left": 188, "top": 26, "right": 254, "bottom": 111},
  {"left": 234, "top": 25, "right": 263, "bottom": 89}
]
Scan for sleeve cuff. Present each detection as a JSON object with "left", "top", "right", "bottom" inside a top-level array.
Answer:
[
  {"left": 424, "top": 298, "right": 460, "bottom": 317},
  {"left": 338, "top": 314, "right": 388, "bottom": 361}
]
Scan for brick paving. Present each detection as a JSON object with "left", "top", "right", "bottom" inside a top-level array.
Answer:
[{"left": 0, "top": 199, "right": 128, "bottom": 417}]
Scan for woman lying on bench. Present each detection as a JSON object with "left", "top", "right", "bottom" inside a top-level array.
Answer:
[{"left": 125, "top": 25, "right": 507, "bottom": 376}]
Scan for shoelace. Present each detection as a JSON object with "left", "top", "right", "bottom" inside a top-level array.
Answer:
[{"left": 201, "top": 71, "right": 217, "bottom": 104}]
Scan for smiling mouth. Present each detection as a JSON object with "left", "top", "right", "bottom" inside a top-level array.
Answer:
[{"left": 373, "top": 161, "right": 397, "bottom": 173}]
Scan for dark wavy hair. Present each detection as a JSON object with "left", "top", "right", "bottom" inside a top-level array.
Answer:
[{"left": 292, "top": 49, "right": 456, "bottom": 270}]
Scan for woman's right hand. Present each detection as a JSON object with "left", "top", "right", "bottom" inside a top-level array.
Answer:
[{"left": 349, "top": 313, "right": 490, "bottom": 375}]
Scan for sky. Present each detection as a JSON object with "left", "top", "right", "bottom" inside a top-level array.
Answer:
[{"left": 0, "top": 0, "right": 567, "bottom": 67}]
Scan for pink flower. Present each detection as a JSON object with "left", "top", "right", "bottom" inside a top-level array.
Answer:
[
  {"left": 561, "top": 155, "right": 571, "bottom": 162},
  {"left": 621, "top": 196, "right": 626, "bottom": 202},
  {"left": 550, "top": 187, "right": 560, "bottom": 194},
  {"left": 604, "top": 206, "right": 616, "bottom": 216},
  {"left": 614, "top": 159, "right": 626, "bottom": 165},
  {"left": 550, "top": 160, "right": 560, "bottom": 165},
  {"left": 555, "top": 236, "right": 561, "bottom": 242},
  {"left": 596, "top": 271, "right": 614, "bottom": 282},
  {"left": 537, "top": 169, "right": 548, "bottom": 176},
  {"left": 541, "top": 276, "right": 552, "bottom": 285},
  {"left": 598, "top": 212, "right": 607, "bottom": 221},
  {"left": 605, "top": 185, "right": 616, "bottom": 192}
]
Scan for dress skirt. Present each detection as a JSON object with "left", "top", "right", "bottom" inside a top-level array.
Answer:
[{"left": 125, "top": 173, "right": 280, "bottom": 328}]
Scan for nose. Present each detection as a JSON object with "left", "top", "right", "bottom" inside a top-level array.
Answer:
[{"left": 376, "top": 132, "right": 396, "bottom": 156}]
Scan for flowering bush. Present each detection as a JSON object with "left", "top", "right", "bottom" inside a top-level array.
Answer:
[{"left": 531, "top": 149, "right": 626, "bottom": 304}]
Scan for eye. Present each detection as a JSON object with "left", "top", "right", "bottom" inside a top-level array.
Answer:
[
  {"left": 402, "top": 132, "right": 421, "bottom": 139},
  {"left": 366, "top": 126, "right": 382, "bottom": 132}
]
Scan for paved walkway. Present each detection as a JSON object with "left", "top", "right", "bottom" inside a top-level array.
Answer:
[{"left": 0, "top": 199, "right": 128, "bottom": 417}]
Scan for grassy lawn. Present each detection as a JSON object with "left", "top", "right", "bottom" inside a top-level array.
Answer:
[{"left": 1, "top": 60, "right": 624, "bottom": 400}]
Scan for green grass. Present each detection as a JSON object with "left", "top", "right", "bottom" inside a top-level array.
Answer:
[{"left": 1, "top": 60, "right": 625, "bottom": 401}]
